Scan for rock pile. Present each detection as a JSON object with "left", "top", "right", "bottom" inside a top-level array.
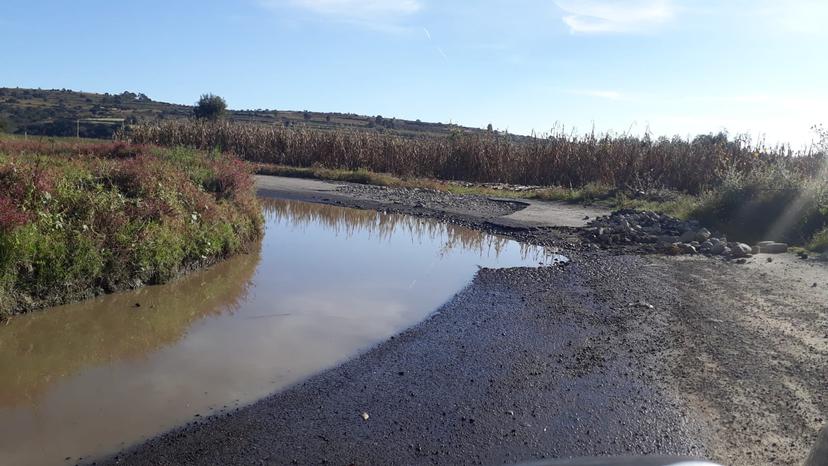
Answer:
[{"left": 583, "top": 209, "right": 782, "bottom": 258}]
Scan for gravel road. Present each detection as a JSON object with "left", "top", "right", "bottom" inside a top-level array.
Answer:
[{"left": 102, "top": 176, "right": 827, "bottom": 465}]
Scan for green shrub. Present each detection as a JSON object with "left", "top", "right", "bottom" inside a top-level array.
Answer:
[
  {"left": 193, "top": 94, "right": 227, "bottom": 121},
  {"left": 0, "top": 139, "right": 262, "bottom": 315},
  {"left": 808, "top": 228, "right": 828, "bottom": 252},
  {"left": 692, "top": 164, "right": 827, "bottom": 245}
]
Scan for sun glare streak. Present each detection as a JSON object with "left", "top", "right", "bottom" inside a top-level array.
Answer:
[{"left": 765, "top": 130, "right": 828, "bottom": 242}]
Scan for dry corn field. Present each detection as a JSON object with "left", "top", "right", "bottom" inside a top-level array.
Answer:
[{"left": 124, "top": 120, "right": 825, "bottom": 193}]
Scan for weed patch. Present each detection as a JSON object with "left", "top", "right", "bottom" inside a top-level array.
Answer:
[{"left": 0, "top": 140, "right": 262, "bottom": 316}]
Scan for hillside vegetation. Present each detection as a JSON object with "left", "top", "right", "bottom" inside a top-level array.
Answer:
[
  {"left": 0, "top": 87, "right": 476, "bottom": 139},
  {"left": 0, "top": 138, "right": 262, "bottom": 316}
]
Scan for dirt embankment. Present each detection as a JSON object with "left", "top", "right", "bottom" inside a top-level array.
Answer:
[{"left": 105, "top": 176, "right": 826, "bottom": 465}]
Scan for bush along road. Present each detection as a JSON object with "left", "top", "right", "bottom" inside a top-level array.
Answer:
[{"left": 0, "top": 139, "right": 262, "bottom": 317}]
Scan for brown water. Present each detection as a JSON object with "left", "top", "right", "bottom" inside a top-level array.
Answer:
[{"left": 0, "top": 199, "right": 563, "bottom": 466}]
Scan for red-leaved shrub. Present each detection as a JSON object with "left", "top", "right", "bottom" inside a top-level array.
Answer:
[{"left": 0, "top": 196, "right": 29, "bottom": 232}]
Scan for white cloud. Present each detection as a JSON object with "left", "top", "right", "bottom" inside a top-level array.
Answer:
[
  {"left": 262, "top": 0, "right": 422, "bottom": 20},
  {"left": 555, "top": 0, "right": 675, "bottom": 34},
  {"left": 756, "top": 0, "right": 828, "bottom": 35}
]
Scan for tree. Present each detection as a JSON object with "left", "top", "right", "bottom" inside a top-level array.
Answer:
[
  {"left": 194, "top": 93, "right": 227, "bottom": 121},
  {"left": 487, "top": 123, "right": 493, "bottom": 132}
]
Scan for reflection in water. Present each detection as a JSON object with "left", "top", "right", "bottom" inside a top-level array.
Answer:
[
  {"left": 263, "top": 199, "right": 557, "bottom": 264},
  {"left": 0, "top": 199, "right": 559, "bottom": 466},
  {"left": 0, "top": 252, "right": 260, "bottom": 407}
]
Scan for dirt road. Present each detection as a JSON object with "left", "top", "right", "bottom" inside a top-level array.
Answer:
[{"left": 104, "top": 176, "right": 827, "bottom": 465}]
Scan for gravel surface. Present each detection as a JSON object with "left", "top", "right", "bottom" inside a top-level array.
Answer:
[
  {"left": 107, "top": 255, "right": 712, "bottom": 465},
  {"left": 661, "top": 255, "right": 827, "bottom": 465},
  {"left": 101, "top": 178, "right": 827, "bottom": 466},
  {"left": 337, "top": 184, "right": 522, "bottom": 219}
]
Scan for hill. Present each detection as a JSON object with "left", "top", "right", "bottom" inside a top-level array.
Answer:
[{"left": 0, "top": 87, "right": 481, "bottom": 139}]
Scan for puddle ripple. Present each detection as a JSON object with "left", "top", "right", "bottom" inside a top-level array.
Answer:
[{"left": 0, "top": 199, "right": 561, "bottom": 466}]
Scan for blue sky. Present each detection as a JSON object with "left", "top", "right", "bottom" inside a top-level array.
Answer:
[{"left": 2, "top": 0, "right": 826, "bottom": 146}]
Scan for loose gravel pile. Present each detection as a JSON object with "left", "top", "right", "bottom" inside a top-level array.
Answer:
[
  {"left": 584, "top": 209, "right": 788, "bottom": 258},
  {"left": 337, "top": 184, "right": 521, "bottom": 218}
]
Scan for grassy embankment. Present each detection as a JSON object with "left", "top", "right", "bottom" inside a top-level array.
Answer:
[
  {"left": 126, "top": 120, "right": 828, "bottom": 251},
  {"left": 0, "top": 137, "right": 262, "bottom": 316}
]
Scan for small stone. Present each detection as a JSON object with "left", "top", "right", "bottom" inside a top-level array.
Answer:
[
  {"left": 677, "top": 243, "right": 698, "bottom": 255},
  {"left": 360, "top": 412, "right": 370, "bottom": 421},
  {"left": 731, "top": 243, "right": 752, "bottom": 258},
  {"left": 661, "top": 243, "right": 682, "bottom": 255}
]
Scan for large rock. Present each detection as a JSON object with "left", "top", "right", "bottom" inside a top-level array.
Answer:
[
  {"left": 678, "top": 230, "right": 697, "bottom": 243},
  {"left": 758, "top": 242, "right": 788, "bottom": 254},
  {"left": 710, "top": 242, "right": 727, "bottom": 255},
  {"left": 694, "top": 228, "right": 712, "bottom": 242},
  {"left": 731, "top": 242, "right": 753, "bottom": 258}
]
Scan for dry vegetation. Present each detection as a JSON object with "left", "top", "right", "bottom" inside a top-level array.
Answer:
[
  {"left": 124, "top": 120, "right": 828, "bottom": 249},
  {"left": 124, "top": 120, "right": 825, "bottom": 193}
]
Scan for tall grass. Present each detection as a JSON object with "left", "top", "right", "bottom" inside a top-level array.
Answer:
[
  {"left": 692, "top": 164, "right": 828, "bottom": 244},
  {"left": 123, "top": 120, "right": 825, "bottom": 194}
]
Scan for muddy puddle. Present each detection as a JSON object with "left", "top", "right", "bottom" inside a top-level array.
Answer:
[{"left": 0, "top": 199, "right": 564, "bottom": 465}]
